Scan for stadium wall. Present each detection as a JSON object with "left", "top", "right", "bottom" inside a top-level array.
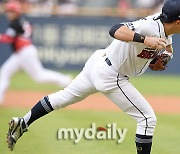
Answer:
[{"left": 0, "top": 15, "right": 180, "bottom": 74}]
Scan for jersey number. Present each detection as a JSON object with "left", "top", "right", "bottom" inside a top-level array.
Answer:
[{"left": 137, "top": 49, "right": 157, "bottom": 59}]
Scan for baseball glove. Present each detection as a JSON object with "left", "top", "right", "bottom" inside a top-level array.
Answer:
[{"left": 149, "top": 52, "right": 172, "bottom": 71}]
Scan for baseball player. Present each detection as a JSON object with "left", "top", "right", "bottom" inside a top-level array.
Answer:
[
  {"left": 7, "top": 0, "right": 180, "bottom": 153},
  {"left": 0, "top": 0, "right": 72, "bottom": 103}
]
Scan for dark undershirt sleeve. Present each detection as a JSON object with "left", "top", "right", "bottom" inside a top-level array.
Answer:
[
  {"left": 109, "top": 23, "right": 124, "bottom": 38},
  {"left": 9, "top": 19, "right": 24, "bottom": 35}
]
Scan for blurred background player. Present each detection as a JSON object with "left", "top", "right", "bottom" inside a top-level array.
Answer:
[{"left": 0, "top": 0, "right": 72, "bottom": 104}]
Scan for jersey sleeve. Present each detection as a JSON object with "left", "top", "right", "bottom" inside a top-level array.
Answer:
[
  {"left": 167, "top": 35, "right": 173, "bottom": 45},
  {"left": 5, "top": 27, "right": 16, "bottom": 37},
  {"left": 9, "top": 19, "right": 24, "bottom": 36},
  {"left": 123, "top": 19, "right": 157, "bottom": 37}
]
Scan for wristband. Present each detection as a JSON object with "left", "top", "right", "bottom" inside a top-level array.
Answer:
[{"left": 133, "top": 32, "right": 146, "bottom": 43}]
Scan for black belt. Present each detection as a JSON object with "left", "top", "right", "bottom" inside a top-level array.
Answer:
[
  {"left": 105, "top": 57, "right": 129, "bottom": 79},
  {"left": 105, "top": 58, "right": 112, "bottom": 66}
]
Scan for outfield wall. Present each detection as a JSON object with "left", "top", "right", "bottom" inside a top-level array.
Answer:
[{"left": 0, "top": 15, "right": 180, "bottom": 74}]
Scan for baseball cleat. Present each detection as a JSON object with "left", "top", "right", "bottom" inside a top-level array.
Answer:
[{"left": 7, "top": 117, "right": 28, "bottom": 151}]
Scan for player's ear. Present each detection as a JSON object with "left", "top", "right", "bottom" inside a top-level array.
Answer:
[{"left": 175, "top": 20, "right": 180, "bottom": 26}]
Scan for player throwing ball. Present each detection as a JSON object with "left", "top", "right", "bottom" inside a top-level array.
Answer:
[
  {"left": 0, "top": 0, "right": 72, "bottom": 103},
  {"left": 7, "top": 0, "right": 180, "bottom": 153}
]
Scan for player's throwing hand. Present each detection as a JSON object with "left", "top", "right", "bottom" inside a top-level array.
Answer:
[{"left": 144, "top": 37, "right": 167, "bottom": 50}]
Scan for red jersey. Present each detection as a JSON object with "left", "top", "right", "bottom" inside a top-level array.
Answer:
[{"left": 0, "top": 17, "right": 32, "bottom": 52}]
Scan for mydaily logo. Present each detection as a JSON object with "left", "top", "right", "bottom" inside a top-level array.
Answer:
[{"left": 57, "top": 123, "right": 127, "bottom": 144}]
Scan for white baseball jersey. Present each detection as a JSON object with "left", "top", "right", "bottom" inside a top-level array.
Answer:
[
  {"left": 106, "top": 13, "right": 172, "bottom": 77},
  {"left": 47, "top": 14, "right": 168, "bottom": 137}
]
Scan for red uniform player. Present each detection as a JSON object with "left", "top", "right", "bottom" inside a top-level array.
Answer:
[{"left": 0, "top": 0, "right": 72, "bottom": 103}]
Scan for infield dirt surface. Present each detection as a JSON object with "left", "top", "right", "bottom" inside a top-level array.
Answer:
[{"left": 2, "top": 90, "right": 180, "bottom": 113}]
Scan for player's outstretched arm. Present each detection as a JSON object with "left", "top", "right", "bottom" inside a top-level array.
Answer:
[
  {"left": 0, "top": 34, "right": 14, "bottom": 43},
  {"left": 109, "top": 24, "right": 167, "bottom": 50},
  {"left": 109, "top": 25, "right": 135, "bottom": 42}
]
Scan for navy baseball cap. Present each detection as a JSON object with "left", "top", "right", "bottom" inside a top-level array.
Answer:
[{"left": 161, "top": 0, "right": 180, "bottom": 23}]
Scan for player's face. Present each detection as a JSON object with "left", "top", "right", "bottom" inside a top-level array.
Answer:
[
  {"left": 6, "top": 11, "right": 19, "bottom": 21},
  {"left": 178, "top": 21, "right": 180, "bottom": 33},
  {"left": 175, "top": 20, "right": 180, "bottom": 33}
]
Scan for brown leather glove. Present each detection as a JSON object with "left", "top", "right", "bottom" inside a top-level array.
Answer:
[{"left": 149, "top": 52, "right": 172, "bottom": 71}]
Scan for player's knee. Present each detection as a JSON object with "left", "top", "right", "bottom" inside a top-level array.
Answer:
[
  {"left": 147, "top": 114, "right": 157, "bottom": 127},
  {"left": 137, "top": 113, "right": 157, "bottom": 135},
  {"left": 31, "top": 74, "right": 45, "bottom": 83},
  {"left": 147, "top": 114, "right": 157, "bottom": 135}
]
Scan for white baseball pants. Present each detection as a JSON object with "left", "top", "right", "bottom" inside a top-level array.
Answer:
[
  {"left": 49, "top": 49, "right": 156, "bottom": 136},
  {"left": 0, "top": 45, "right": 72, "bottom": 102}
]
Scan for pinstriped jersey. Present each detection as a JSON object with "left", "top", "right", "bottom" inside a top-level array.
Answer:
[{"left": 106, "top": 13, "right": 172, "bottom": 77}]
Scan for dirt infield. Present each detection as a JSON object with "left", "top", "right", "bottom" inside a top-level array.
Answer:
[{"left": 1, "top": 90, "right": 180, "bottom": 113}]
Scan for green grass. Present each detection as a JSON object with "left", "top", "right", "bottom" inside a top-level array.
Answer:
[
  {"left": 130, "top": 74, "right": 180, "bottom": 96},
  {"left": 0, "top": 108, "right": 180, "bottom": 154},
  {"left": 1, "top": 71, "right": 179, "bottom": 153},
  {"left": 9, "top": 70, "right": 80, "bottom": 92},
  {"left": 9, "top": 71, "right": 180, "bottom": 96}
]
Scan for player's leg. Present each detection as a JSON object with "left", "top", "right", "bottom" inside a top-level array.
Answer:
[
  {"left": 7, "top": 68, "right": 97, "bottom": 150},
  {"left": 7, "top": 49, "right": 104, "bottom": 150},
  {"left": 0, "top": 54, "right": 20, "bottom": 103},
  {"left": 21, "top": 49, "right": 104, "bottom": 126},
  {"left": 103, "top": 75, "right": 156, "bottom": 154},
  {"left": 34, "top": 69, "right": 72, "bottom": 87},
  {"left": 20, "top": 45, "right": 72, "bottom": 87},
  {"left": 23, "top": 69, "right": 96, "bottom": 126},
  {"left": 90, "top": 59, "right": 156, "bottom": 154}
]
